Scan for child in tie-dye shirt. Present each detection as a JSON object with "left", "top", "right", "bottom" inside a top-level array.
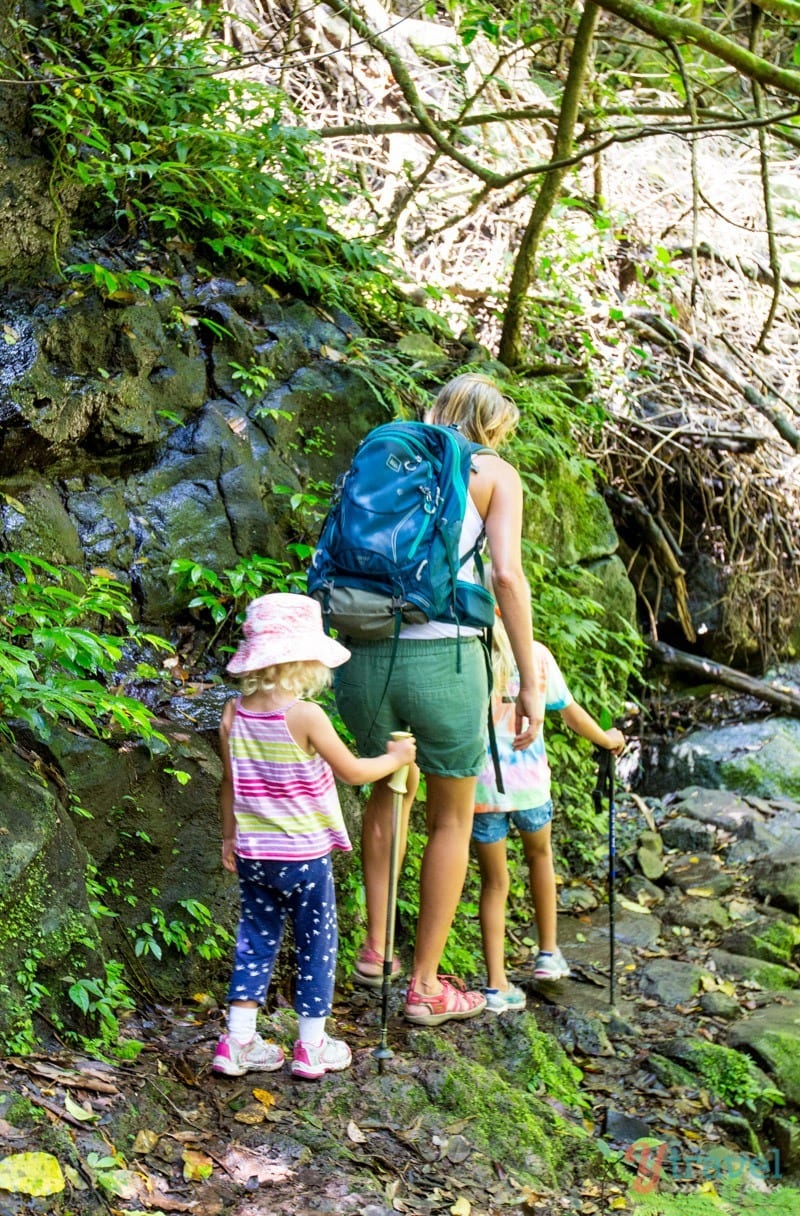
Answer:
[{"left": 472, "top": 619, "right": 624, "bottom": 1011}]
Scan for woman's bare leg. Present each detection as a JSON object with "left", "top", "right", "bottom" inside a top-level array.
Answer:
[
  {"left": 474, "top": 838, "right": 511, "bottom": 990},
  {"left": 410, "top": 773, "right": 476, "bottom": 995}
]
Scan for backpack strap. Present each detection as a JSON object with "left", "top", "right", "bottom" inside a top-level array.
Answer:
[
  {"left": 481, "top": 625, "right": 505, "bottom": 795},
  {"left": 361, "top": 596, "right": 405, "bottom": 743}
]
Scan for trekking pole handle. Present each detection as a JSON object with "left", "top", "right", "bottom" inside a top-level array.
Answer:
[{"left": 387, "top": 730, "right": 413, "bottom": 795}]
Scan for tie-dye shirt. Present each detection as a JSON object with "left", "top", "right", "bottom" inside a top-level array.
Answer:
[
  {"left": 228, "top": 702, "right": 352, "bottom": 861},
  {"left": 475, "top": 643, "right": 572, "bottom": 813}
]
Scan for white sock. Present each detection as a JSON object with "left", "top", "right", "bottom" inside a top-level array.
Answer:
[
  {"left": 228, "top": 1005, "right": 258, "bottom": 1041},
  {"left": 298, "top": 1016, "right": 326, "bottom": 1045}
]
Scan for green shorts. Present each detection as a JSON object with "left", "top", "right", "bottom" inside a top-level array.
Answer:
[{"left": 334, "top": 636, "right": 489, "bottom": 778}]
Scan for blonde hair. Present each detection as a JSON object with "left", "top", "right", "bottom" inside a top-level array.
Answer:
[
  {"left": 491, "top": 617, "right": 516, "bottom": 699},
  {"left": 427, "top": 373, "right": 520, "bottom": 450},
  {"left": 239, "top": 660, "right": 331, "bottom": 700}
]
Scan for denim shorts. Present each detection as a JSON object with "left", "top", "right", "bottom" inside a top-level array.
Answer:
[
  {"left": 471, "top": 799, "right": 554, "bottom": 844},
  {"left": 334, "top": 636, "right": 488, "bottom": 777}
]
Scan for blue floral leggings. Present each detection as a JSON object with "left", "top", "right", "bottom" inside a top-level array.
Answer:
[{"left": 228, "top": 854, "right": 338, "bottom": 1018}]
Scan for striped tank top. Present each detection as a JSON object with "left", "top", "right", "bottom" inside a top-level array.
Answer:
[{"left": 229, "top": 701, "right": 351, "bottom": 862}]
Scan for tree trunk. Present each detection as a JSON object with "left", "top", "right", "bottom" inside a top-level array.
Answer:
[{"left": 499, "top": 3, "right": 601, "bottom": 369}]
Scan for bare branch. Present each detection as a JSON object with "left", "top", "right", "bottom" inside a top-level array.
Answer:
[
  {"left": 627, "top": 310, "right": 800, "bottom": 452},
  {"left": 598, "top": 0, "right": 800, "bottom": 98}
]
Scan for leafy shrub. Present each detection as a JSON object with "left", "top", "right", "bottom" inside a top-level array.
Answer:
[
  {"left": 10, "top": 0, "right": 426, "bottom": 327},
  {"left": 0, "top": 553, "right": 171, "bottom": 743},
  {"left": 168, "top": 553, "right": 306, "bottom": 658}
]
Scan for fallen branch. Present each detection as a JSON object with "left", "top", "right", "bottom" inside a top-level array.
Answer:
[
  {"left": 605, "top": 487, "right": 696, "bottom": 642},
  {"left": 650, "top": 641, "right": 800, "bottom": 715},
  {"left": 627, "top": 310, "right": 800, "bottom": 452}
]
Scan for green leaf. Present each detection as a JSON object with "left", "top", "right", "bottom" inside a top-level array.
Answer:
[{"left": 0, "top": 1153, "right": 65, "bottom": 1197}]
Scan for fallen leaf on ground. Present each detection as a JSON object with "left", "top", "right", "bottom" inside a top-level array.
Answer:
[
  {"left": 347, "top": 1120, "right": 367, "bottom": 1143},
  {"left": 182, "top": 1148, "right": 213, "bottom": 1181},
  {"left": 233, "top": 1104, "right": 267, "bottom": 1124},
  {"left": 0, "top": 1152, "right": 65, "bottom": 1196},
  {"left": 64, "top": 1093, "right": 100, "bottom": 1122},
  {"left": 132, "top": 1130, "right": 161, "bottom": 1154},
  {"left": 251, "top": 1088, "right": 275, "bottom": 1110},
  {"left": 220, "top": 1146, "right": 292, "bottom": 1185}
]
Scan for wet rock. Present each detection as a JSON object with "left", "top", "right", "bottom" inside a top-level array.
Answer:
[
  {"left": 666, "top": 786, "right": 765, "bottom": 832},
  {"left": 728, "top": 991, "right": 800, "bottom": 1104},
  {"left": 660, "top": 815, "right": 717, "bottom": 853},
  {"left": 636, "top": 829, "right": 665, "bottom": 880},
  {"left": 661, "top": 723, "right": 800, "bottom": 802},
  {"left": 638, "top": 959, "right": 712, "bottom": 1006},
  {"left": 557, "top": 1009, "right": 615, "bottom": 1057},
  {"left": 662, "top": 853, "right": 735, "bottom": 897},
  {"left": 710, "top": 949, "right": 799, "bottom": 992},
  {"left": 559, "top": 883, "right": 599, "bottom": 913},
  {"left": 603, "top": 1109, "right": 653, "bottom": 1142},
  {"left": 0, "top": 740, "right": 103, "bottom": 1044},
  {"left": 768, "top": 1113, "right": 800, "bottom": 1173},
  {"left": 720, "top": 915, "right": 800, "bottom": 966},
  {"left": 736, "top": 810, "right": 800, "bottom": 863},
  {"left": 663, "top": 1037, "right": 781, "bottom": 1119},
  {"left": 592, "top": 906, "right": 662, "bottom": 950},
  {"left": 624, "top": 875, "right": 666, "bottom": 904},
  {"left": 751, "top": 855, "right": 800, "bottom": 915},
  {"left": 660, "top": 891, "right": 731, "bottom": 933},
  {"left": 647, "top": 1052, "right": 698, "bottom": 1090},
  {"left": 699, "top": 990, "right": 741, "bottom": 1019}
]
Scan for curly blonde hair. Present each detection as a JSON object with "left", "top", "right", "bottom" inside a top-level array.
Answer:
[
  {"left": 427, "top": 373, "right": 519, "bottom": 450},
  {"left": 238, "top": 660, "right": 331, "bottom": 700}
]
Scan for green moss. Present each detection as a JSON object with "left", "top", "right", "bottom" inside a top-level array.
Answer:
[
  {"left": 405, "top": 1027, "right": 593, "bottom": 1187},
  {"left": 463, "top": 1015, "right": 585, "bottom": 1108},
  {"left": 682, "top": 1042, "right": 782, "bottom": 1112},
  {"left": 753, "top": 921, "right": 800, "bottom": 963},
  {"left": 755, "top": 1032, "right": 800, "bottom": 1106},
  {"left": 0, "top": 854, "right": 48, "bottom": 958},
  {"left": 648, "top": 1054, "right": 699, "bottom": 1090},
  {"left": 5, "top": 1094, "right": 48, "bottom": 1127},
  {"left": 435, "top": 1054, "right": 587, "bottom": 1186}
]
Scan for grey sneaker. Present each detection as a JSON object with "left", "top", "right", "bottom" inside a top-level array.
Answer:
[
  {"left": 533, "top": 948, "right": 571, "bottom": 981},
  {"left": 484, "top": 983, "right": 526, "bottom": 1013},
  {"left": 212, "top": 1032, "right": 285, "bottom": 1076},
  {"left": 291, "top": 1033, "right": 352, "bottom": 1080}
]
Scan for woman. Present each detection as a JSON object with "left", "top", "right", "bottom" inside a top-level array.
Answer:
[{"left": 334, "top": 372, "right": 545, "bottom": 1026}]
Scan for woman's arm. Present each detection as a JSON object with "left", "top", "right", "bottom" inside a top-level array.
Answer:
[
  {"left": 477, "top": 455, "right": 545, "bottom": 745},
  {"left": 286, "top": 701, "right": 416, "bottom": 784}
]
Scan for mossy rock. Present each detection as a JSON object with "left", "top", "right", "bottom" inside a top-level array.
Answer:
[{"left": 666, "top": 1038, "right": 783, "bottom": 1118}]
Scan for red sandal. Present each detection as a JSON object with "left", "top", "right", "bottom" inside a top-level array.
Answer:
[
  {"left": 351, "top": 944, "right": 402, "bottom": 989},
  {"left": 403, "top": 975, "right": 486, "bottom": 1026}
]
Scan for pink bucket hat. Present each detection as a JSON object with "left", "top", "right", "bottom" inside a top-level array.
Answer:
[{"left": 226, "top": 593, "right": 351, "bottom": 674}]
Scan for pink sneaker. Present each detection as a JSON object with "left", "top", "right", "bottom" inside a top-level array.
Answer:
[
  {"left": 403, "top": 976, "right": 486, "bottom": 1026},
  {"left": 352, "top": 944, "right": 402, "bottom": 989},
  {"left": 212, "top": 1032, "right": 285, "bottom": 1076},
  {"left": 291, "top": 1034, "right": 352, "bottom": 1080}
]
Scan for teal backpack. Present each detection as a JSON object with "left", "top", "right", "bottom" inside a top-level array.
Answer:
[
  {"left": 307, "top": 419, "right": 504, "bottom": 790},
  {"left": 307, "top": 420, "right": 495, "bottom": 641}
]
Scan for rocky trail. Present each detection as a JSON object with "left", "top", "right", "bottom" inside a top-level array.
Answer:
[{"left": 2, "top": 780, "right": 800, "bottom": 1216}]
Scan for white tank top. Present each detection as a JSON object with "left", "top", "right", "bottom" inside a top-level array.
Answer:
[{"left": 400, "top": 494, "right": 486, "bottom": 640}]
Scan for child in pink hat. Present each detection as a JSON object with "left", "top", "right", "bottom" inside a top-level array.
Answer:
[{"left": 212, "top": 593, "right": 416, "bottom": 1080}]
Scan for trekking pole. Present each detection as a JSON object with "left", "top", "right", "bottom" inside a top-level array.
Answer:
[
  {"left": 373, "top": 731, "right": 413, "bottom": 1068},
  {"left": 592, "top": 747, "right": 616, "bottom": 1008}
]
